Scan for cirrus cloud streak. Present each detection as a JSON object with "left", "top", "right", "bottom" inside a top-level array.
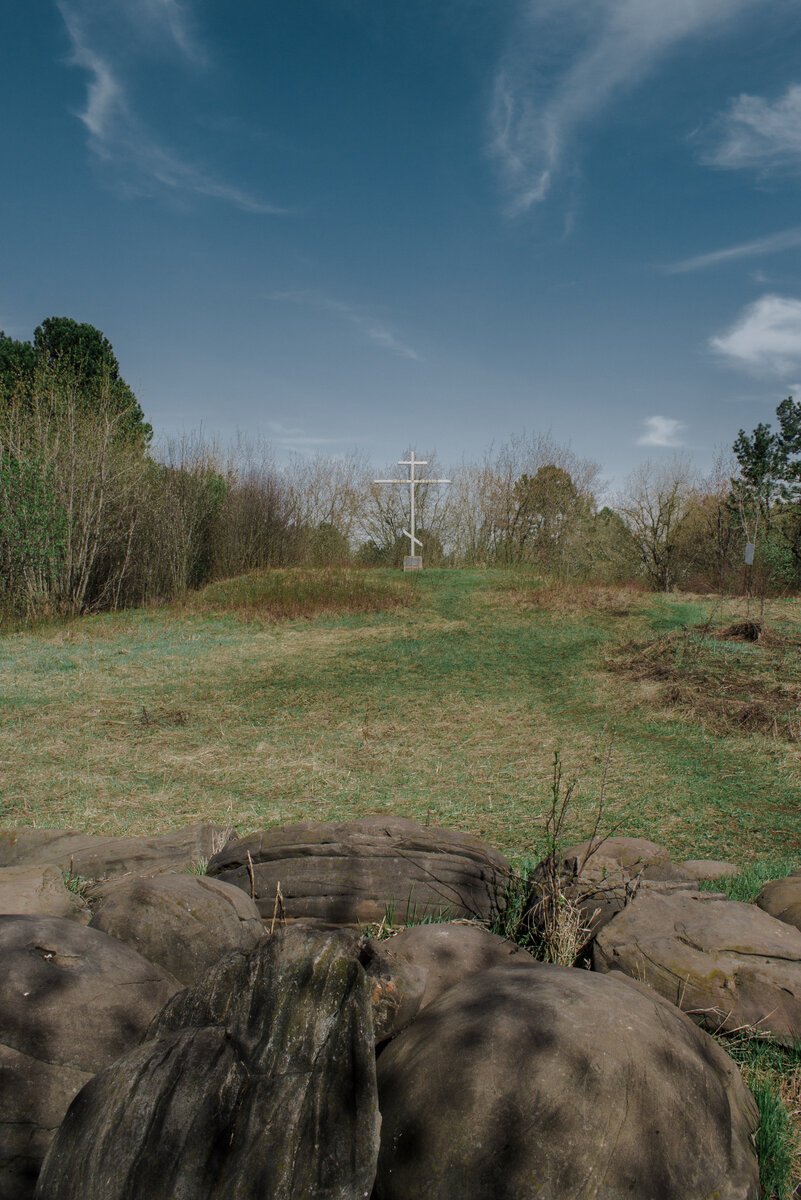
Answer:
[
  {"left": 703, "top": 83, "right": 801, "bottom": 175},
  {"left": 57, "top": 0, "right": 283, "bottom": 213},
  {"left": 489, "top": 0, "right": 762, "bottom": 215}
]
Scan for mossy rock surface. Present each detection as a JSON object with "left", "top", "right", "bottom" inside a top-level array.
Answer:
[
  {"left": 594, "top": 891, "right": 801, "bottom": 1042},
  {"left": 37, "top": 925, "right": 380, "bottom": 1200}
]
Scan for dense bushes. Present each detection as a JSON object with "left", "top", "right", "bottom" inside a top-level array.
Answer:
[
  {"left": 0, "top": 366, "right": 304, "bottom": 620},
  {"left": 3, "top": 325, "right": 800, "bottom": 618}
]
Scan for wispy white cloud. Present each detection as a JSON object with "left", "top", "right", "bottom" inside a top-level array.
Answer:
[
  {"left": 270, "top": 291, "right": 421, "bottom": 361},
  {"left": 138, "top": 0, "right": 207, "bottom": 65},
  {"left": 637, "top": 415, "right": 686, "bottom": 447},
  {"left": 57, "top": 0, "right": 281, "bottom": 213},
  {"left": 60, "top": 0, "right": 206, "bottom": 66},
  {"left": 58, "top": 4, "right": 126, "bottom": 142},
  {"left": 490, "top": 0, "right": 761, "bottom": 215},
  {"left": 265, "top": 421, "right": 359, "bottom": 454},
  {"left": 710, "top": 295, "right": 801, "bottom": 375},
  {"left": 668, "top": 227, "right": 801, "bottom": 274},
  {"left": 703, "top": 83, "right": 801, "bottom": 175}
]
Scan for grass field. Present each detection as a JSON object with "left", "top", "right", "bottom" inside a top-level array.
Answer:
[
  {"left": 3, "top": 566, "right": 801, "bottom": 1194},
  {"left": 1, "top": 567, "right": 799, "bottom": 869}
]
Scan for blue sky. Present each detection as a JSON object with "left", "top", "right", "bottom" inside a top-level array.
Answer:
[{"left": 2, "top": 1, "right": 801, "bottom": 492}]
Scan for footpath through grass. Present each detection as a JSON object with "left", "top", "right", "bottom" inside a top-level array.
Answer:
[
  {"left": 1, "top": 567, "right": 799, "bottom": 866},
  {"left": 3, "top": 567, "right": 801, "bottom": 1194}
]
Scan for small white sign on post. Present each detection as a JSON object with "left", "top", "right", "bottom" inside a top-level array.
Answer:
[
  {"left": 374, "top": 450, "right": 451, "bottom": 568},
  {"left": 744, "top": 542, "right": 755, "bottom": 566}
]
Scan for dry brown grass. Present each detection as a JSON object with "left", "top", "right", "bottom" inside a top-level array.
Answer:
[
  {"left": 179, "top": 567, "right": 414, "bottom": 623},
  {"left": 607, "top": 619, "right": 801, "bottom": 742},
  {"left": 1, "top": 570, "right": 799, "bottom": 866},
  {"left": 505, "top": 580, "right": 647, "bottom": 618}
]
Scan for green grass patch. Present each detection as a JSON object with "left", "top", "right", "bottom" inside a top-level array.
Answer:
[
  {"left": 699, "top": 859, "right": 798, "bottom": 903},
  {"left": 0, "top": 570, "right": 799, "bottom": 869},
  {"left": 717, "top": 1034, "right": 801, "bottom": 1198}
]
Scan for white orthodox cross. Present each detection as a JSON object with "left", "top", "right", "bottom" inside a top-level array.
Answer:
[{"left": 374, "top": 451, "right": 451, "bottom": 561}]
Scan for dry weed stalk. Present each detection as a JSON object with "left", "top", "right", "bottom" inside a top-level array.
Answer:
[
  {"left": 210, "top": 826, "right": 234, "bottom": 856},
  {"left": 269, "top": 880, "right": 285, "bottom": 935},
  {"left": 528, "top": 743, "right": 614, "bottom": 965}
]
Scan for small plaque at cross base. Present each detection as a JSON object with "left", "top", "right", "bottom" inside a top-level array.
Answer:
[{"left": 404, "top": 555, "right": 422, "bottom": 571}]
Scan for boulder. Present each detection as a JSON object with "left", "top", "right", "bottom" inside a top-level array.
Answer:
[
  {"left": 679, "top": 859, "right": 737, "bottom": 882},
  {"left": 0, "top": 865, "right": 89, "bottom": 922},
  {"left": 594, "top": 891, "right": 801, "bottom": 1042},
  {"left": 526, "top": 838, "right": 727, "bottom": 953},
  {"left": 756, "top": 874, "right": 801, "bottom": 933},
  {"left": 574, "top": 878, "right": 729, "bottom": 944},
  {"left": 558, "top": 835, "right": 692, "bottom": 884},
  {"left": 0, "top": 915, "right": 178, "bottom": 1200},
  {"left": 528, "top": 874, "right": 723, "bottom": 951},
  {"left": 363, "top": 922, "right": 535, "bottom": 1040},
  {"left": 0, "top": 824, "right": 235, "bottom": 880},
  {"left": 373, "top": 963, "right": 759, "bottom": 1199},
  {"left": 89, "top": 874, "right": 264, "bottom": 985},
  {"left": 37, "top": 925, "right": 380, "bottom": 1200},
  {"left": 207, "top": 816, "right": 509, "bottom": 926}
]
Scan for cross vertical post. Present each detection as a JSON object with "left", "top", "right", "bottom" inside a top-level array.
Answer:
[{"left": 374, "top": 450, "right": 451, "bottom": 569}]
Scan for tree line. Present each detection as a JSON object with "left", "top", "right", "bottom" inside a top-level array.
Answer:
[{"left": 1, "top": 317, "right": 799, "bottom": 619}]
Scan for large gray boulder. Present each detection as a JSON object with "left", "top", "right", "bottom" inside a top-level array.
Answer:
[
  {"left": 373, "top": 963, "right": 759, "bottom": 1199},
  {"left": 36, "top": 925, "right": 381, "bottom": 1200},
  {"left": 757, "top": 873, "right": 801, "bottom": 933},
  {"left": 89, "top": 874, "right": 264, "bottom": 985},
  {"left": 538, "top": 877, "right": 718, "bottom": 950},
  {"left": 364, "top": 922, "right": 536, "bottom": 1040},
  {"left": 0, "top": 824, "right": 234, "bottom": 879},
  {"left": 0, "top": 916, "right": 178, "bottom": 1200},
  {"left": 594, "top": 891, "right": 801, "bottom": 1041},
  {"left": 207, "top": 816, "right": 509, "bottom": 925},
  {"left": 0, "top": 864, "right": 89, "bottom": 921}
]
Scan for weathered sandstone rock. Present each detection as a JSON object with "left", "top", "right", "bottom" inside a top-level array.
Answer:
[
  {"left": 679, "top": 859, "right": 737, "bottom": 882},
  {"left": 0, "top": 864, "right": 89, "bottom": 921},
  {"left": 0, "top": 824, "right": 235, "bottom": 879},
  {"left": 37, "top": 925, "right": 380, "bottom": 1200},
  {"left": 89, "top": 874, "right": 264, "bottom": 985},
  {"left": 373, "top": 963, "right": 759, "bottom": 1199},
  {"left": 0, "top": 916, "right": 178, "bottom": 1200},
  {"left": 594, "top": 891, "right": 801, "bottom": 1041},
  {"left": 364, "top": 921, "right": 535, "bottom": 1039},
  {"left": 207, "top": 816, "right": 509, "bottom": 925},
  {"left": 558, "top": 835, "right": 693, "bottom": 883},
  {"left": 757, "top": 873, "right": 801, "bottom": 934}
]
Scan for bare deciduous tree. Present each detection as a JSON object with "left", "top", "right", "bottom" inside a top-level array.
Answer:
[
  {"left": 447, "top": 433, "right": 600, "bottom": 568},
  {"left": 284, "top": 449, "right": 371, "bottom": 545},
  {"left": 616, "top": 456, "right": 696, "bottom": 591},
  {"left": 360, "top": 448, "right": 454, "bottom": 563}
]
